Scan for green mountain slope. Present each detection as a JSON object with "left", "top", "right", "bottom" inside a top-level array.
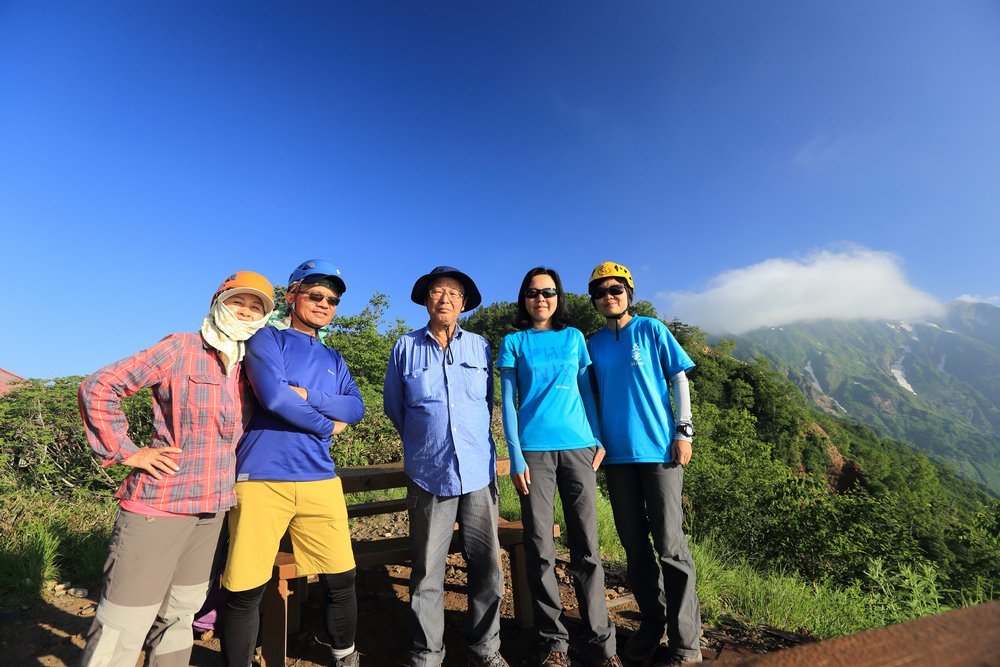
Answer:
[{"left": 731, "top": 302, "right": 1000, "bottom": 495}]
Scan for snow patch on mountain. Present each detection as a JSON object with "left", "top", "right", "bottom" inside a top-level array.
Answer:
[
  {"left": 804, "top": 360, "right": 823, "bottom": 393},
  {"left": 890, "top": 346, "right": 917, "bottom": 395}
]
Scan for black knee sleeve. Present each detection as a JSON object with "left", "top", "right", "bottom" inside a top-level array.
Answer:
[
  {"left": 221, "top": 583, "right": 266, "bottom": 667},
  {"left": 319, "top": 569, "right": 358, "bottom": 650}
]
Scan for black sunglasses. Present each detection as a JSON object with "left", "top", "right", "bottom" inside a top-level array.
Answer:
[
  {"left": 525, "top": 287, "right": 558, "bottom": 299},
  {"left": 590, "top": 284, "right": 626, "bottom": 299},
  {"left": 302, "top": 291, "right": 341, "bottom": 307}
]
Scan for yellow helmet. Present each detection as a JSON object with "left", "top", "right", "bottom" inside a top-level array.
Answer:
[{"left": 588, "top": 261, "right": 634, "bottom": 290}]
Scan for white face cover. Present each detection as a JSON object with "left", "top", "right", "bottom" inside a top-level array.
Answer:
[
  {"left": 211, "top": 298, "right": 269, "bottom": 341},
  {"left": 200, "top": 299, "right": 270, "bottom": 374}
]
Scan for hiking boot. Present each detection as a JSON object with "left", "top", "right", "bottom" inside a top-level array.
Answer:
[
  {"left": 624, "top": 625, "right": 665, "bottom": 662},
  {"left": 332, "top": 650, "right": 360, "bottom": 667},
  {"left": 539, "top": 650, "right": 570, "bottom": 667},
  {"left": 663, "top": 651, "right": 703, "bottom": 664},
  {"left": 467, "top": 651, "right": 509, "bottom": 667}
]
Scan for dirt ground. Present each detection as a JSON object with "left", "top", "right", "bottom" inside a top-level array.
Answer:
[{"left": 3, "top": 513, "right": 806, "bottom": 666}]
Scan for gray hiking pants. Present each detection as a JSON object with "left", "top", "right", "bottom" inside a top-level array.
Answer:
[
  {"left": 78, "top": 508, "right": 224, "bottom": 667},
  {"left": 406, "top": 479, "right": 503, "bottom": 667},
  {"left": 605, "top": 463, "right": 701, "bottom": 659},
  {"left": 520, "top": 447, "right": 616, "bottom": 659}
]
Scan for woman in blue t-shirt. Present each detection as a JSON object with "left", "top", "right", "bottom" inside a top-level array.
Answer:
[{"left": 498, "top": 267, "right": 621, "bottom": 667}]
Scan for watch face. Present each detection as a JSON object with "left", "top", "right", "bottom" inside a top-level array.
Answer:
[{"left": 677, "top": 423, "right": 694, "bottom": 438}]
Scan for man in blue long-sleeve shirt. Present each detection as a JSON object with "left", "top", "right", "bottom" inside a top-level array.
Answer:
[
  {"left": 222, "top": 259, "right": 365, "bottom": 667},
  {"left": 384, "top": 266, "right": 508, "bottom": 667}
]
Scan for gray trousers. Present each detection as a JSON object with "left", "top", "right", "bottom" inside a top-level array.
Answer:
[
  {"left": 406, "top": 479, "right": 503, "bottom": 667},
  {"left": 520, "top": 448, "right": 616, "bottom": 659},
  {"left": 604, "top": 463, "right": 701, "bottom": 659},
  {"left": 78, "top": 508, "right": 224, "bottom": 667}
]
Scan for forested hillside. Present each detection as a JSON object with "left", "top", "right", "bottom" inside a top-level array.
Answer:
[
  {"left": 732, "top": 301, "right": 1000, "bottom": 495},
  {"left": 2, "top": 293, "right": 998, "bottom": 610}
]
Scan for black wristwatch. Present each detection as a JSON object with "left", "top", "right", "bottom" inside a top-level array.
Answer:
[{"left": 676, "top": 422, "right": 694, "bottom": 439}]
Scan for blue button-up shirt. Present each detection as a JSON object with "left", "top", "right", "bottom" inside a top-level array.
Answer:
[{"left": 383, "top": 324, "right": 496, "bottom": 496}]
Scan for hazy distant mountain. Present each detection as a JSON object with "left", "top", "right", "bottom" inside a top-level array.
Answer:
[{"left": 731, "top": 301, "right": 1000, "bottom": 495}]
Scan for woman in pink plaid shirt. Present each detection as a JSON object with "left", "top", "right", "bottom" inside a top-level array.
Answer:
[{"left": 77, "top": 271, "right": 274, "bottom": 667}]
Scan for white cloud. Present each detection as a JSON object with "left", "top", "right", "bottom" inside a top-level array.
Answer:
[
  {"left": 659, "top": 248, "right": 944, "bottom": 335},
  {"left": 956, "top": 294, "right": 1000, "bottom": 306}
]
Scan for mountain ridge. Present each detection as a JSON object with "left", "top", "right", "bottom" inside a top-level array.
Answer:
[{"left": 729, "top": 300, "right": 1000, "bottom": 495}]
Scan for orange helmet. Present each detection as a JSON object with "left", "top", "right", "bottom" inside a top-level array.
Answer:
[
  {"left": 212, "top": 271, "right": 275, "bottom": 313},
  {"left": 588, "top": 261, "right": 634, "bottom": 290}
]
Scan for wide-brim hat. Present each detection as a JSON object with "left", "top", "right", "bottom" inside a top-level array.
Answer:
[{"left": 410, "top": 265, "right": 482, "bottom": 312}]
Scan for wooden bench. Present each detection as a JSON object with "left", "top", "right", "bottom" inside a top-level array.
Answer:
[{"left": 260, "top": 457, "right": 556, "bottom": 667}]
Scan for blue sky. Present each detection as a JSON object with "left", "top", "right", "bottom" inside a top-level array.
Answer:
[{"left": 2, "top": 1, "right": 999, "bottom": 378}]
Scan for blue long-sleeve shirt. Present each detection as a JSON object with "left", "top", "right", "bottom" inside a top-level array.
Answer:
[
  {"left": 383, "top": 324, "right": 496, "bottom": 496},
  {"left": 236, "top": 327, "right": 364, "bottom": 481}
]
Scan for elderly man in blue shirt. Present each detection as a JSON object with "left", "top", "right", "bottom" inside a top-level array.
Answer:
[{"left": 384, "top": 266, "right": 507, "bottom": 667}]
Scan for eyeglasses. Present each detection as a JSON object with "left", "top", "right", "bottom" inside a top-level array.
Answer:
[
  {"left": 525, "top": 287, "right": 558, "bottom": 299},
  {"left": 301, "top": 291, "right": 341, "bottom": 307},
  {"left": 590, "top": 285, "right": 626, "bottom": 299},
  {"left": 428, "top": 287, "right": 464, "bottom": 301}
]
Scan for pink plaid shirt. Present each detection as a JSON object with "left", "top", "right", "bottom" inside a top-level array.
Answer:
[{"left": 79, "top": 333, "right": 252, "bottom": 514}]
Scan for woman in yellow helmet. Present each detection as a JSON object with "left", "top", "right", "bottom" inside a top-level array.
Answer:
[
  {"left": 77, "top": 271, "right": 274, "bottom": 667},
  {"left": 586, "top": 261, "right": 703, "bottom": 664}
]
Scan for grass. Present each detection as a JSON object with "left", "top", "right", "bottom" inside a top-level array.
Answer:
[
  {"left": 0, "top": 491, "right": 115, "bottom": 598},
  {"left": 1, "top": 487, "right": 979, "bottom": 643}
]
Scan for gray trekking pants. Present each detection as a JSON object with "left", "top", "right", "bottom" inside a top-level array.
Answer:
[
  {"left": 78, "top": 508, "right": 224, "bottom": 667},
  {"left": 520, "top": 447, "right": 616, "bottom": 659},
  {"left": 406, "top": 479, "right": 503, "bottom": 667},
  {"left": 604, "top": 463, "right": 701, "bottom": 659}
]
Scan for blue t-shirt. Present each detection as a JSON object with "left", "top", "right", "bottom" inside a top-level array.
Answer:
[
  {"left": 588, "top": 316, "right": 694, "bottom": 464},
  {"left": 497, "top": 327, "right": 597, "bottom": 454}
]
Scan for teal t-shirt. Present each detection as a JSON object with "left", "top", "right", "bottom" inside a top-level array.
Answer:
[
  {"left": 497, "top": 327, "right": 597, "bottom": 453},
  {"left": 588, "top": 316, "right": 695, "bottom": 464}
]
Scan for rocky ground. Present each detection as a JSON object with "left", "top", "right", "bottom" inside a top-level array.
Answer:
[{"left": 2, "top": 513, "right": 808, "bottom": 666}]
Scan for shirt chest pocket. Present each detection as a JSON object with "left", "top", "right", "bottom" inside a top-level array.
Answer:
[
  {"left": 459, "top": 361, "right": 488, "bottom": 401},
  {"left": 403, "top": 368, "right": 433, "bottom": 406},
  {"left": 185, "top": 374, "right": 224, "bottom": 431}
]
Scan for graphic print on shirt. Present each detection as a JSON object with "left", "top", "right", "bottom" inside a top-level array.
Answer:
[{"left": 631, "top": 342, "right": 644, "bottom": 367}]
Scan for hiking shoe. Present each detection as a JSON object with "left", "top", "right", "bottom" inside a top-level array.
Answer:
[
  {"left": 539, "top": 650, "right": 570, "bottom": 667},
  {"left": 663, "top": 651, "right": 704, "bottom": 664},
  {"left": 332, "top": 650, "right": 360, "bottom": 667},
  {"left": 467, "top": 651, "right": 509, "bottom": 667},
  {"left": 624, "top": 625, "right": 665, "bottom": 662}
]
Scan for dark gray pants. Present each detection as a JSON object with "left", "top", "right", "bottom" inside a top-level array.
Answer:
[
  {"left": 406, "top": 479, "right": 503, "bottom": 667},
  {"left": 604, "top": 463, "right": 701, "bottom": 659},
  {"left": 521, "top": 448, "right": 616, "bottom": 659}
]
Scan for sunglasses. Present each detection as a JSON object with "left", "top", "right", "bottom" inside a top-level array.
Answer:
[
  {"left": 590, "top": 284, "right": 627, "bottom": 299},
  {"left": 301, "top": 291, "right": 341, "bottom": 307},
  {"left": 525, "top": 287, "right": 558, "bottom": 299}
]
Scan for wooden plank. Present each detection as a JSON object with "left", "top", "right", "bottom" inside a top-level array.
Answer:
[
  {"left": 260, "top": 577, "right": 289, "bottom": 667},
  {"left": 507, "top": 542, "right": 533, "bottom": 629},
  {"left": 727, "top": 600, "right": 1000, "bottom": 666},
  {"left": 339, "top": 462, "right": 407, "bottom": 494},
  {"left": 339, "top": 458, "right": 512, "bottom": 494},
  {"left": 347, "top": 498, "right": 408, "bottom": 518},
  {"left": 272, "top": 551, "right": 297, "bottom": 580}
]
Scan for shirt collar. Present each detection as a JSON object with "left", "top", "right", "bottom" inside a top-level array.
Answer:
[{"left": 422, "top": 322, "right": 465, "bottom": 341}]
